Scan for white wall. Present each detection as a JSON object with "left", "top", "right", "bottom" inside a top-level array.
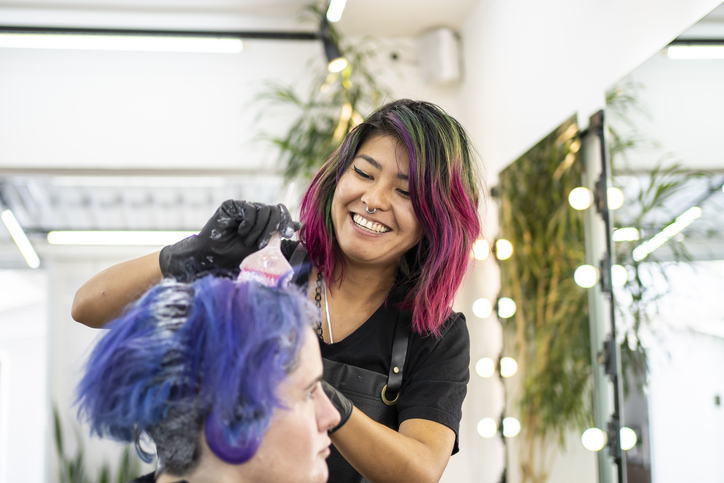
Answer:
[
  {"left": 0, "top": 270, "right": 47, "bottom": 483},
  {"left": 456, "top": 0, "right": 724, "bottom": 181}
]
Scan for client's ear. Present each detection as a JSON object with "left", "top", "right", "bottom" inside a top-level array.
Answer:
[{"left": 204, "top": 411, "right": 262, "bottom": 464}]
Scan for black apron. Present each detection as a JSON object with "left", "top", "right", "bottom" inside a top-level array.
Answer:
[{"left": 289, "top": 244, "right": 411, "bottom": 483}]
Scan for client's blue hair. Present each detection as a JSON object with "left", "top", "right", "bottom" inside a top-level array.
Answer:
[{"left": 76, "top": 275, "right": 315, "bottom": 474}]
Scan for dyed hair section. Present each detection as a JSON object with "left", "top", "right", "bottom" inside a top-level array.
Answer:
[
  {"left": 76, "top": 276, "right": 315, "bottom": 474},
  {"left": 300, "top": 99, "right": 483, "bottom": 336}
]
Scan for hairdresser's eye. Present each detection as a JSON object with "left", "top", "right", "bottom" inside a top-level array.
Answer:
[{"left": 353, "top": 165, "right": 372, "bottom": 180}]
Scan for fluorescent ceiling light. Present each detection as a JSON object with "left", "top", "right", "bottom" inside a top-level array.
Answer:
[
  {"left": 632, "top": 206, "right": 702, "bottom": 261},
  {"left": 667, "top": 45, "right": 724, "bottom": 60},
  {"left": 51, "top": 176, "right": 225, "bottom": 188},
  {"left": 326, "top": 0, "right": 348, "bottom": 23},
  {"left": 1, "top": 209, "right": 40, "bottom": 268},
  {"left": 47, "top": 231, "right": 197, "bottom": 246},
  {"left": 0, "top": 33, "right": 243, "bottom": 53}
]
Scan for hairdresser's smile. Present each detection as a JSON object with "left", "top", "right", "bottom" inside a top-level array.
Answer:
[
  {"left": 332, "top": 135, "right": 423, "bottom": 269},
  {"left": 351, "top": 213, "right": 391, "bottom": 234}
]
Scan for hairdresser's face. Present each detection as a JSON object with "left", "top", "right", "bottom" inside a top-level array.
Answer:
[
  {"left": 332, "top": 134, "right": 423, "bottom": 270},
  {"left": 244, "top": 327, "right": 340, "bottom": 483}
]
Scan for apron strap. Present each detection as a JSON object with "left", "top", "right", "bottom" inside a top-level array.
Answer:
[{"left": 382, "top": 311, "right": 410, "bottom": 406}]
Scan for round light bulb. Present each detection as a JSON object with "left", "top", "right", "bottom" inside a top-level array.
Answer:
[
  {"left": 611, "top": 264, "right": 628, "bottom": 287},
  {"left": 581, "top": 427, "right": 607, "bottom": 452},
  {"left": 620, "top": 427, "right": 637, "bottom": 450},
  {"left": 608, "top": 187, "right": 625, "bottom": 210},
  {"left": 612, "top": 227, "right": 640, "bottom": 242},
  {"left": 477, "top": 418, "right": 497, "bottom": 438},
  {"left": 502, "top": 417, "right": 521, "bottom": 437},
  {"left": 568, "top": 187, "right": 593, "bottom": 210},
  {"left": 475, "top": 358, "right": 495, "bottom": 378},
  {"left": 574, "top": 265, "right": 599, "bottom": 288},
  {"left": 472, "top": 298, "right": 493, "bottom": 318},
  {"left": 499, "top": 357, "right": 518, "bottom": 377},
  {"left": 497, "top": 297, "right": 516, "bottom": 318},
  {"left": 495, "top": 239, "right": 514, "bottom": 260},
  {"left": 328, "top": 57, "right": 348, "bottom": 73},
  {"left": 473, "top": 239, "right": 490, "bottom": 260}
]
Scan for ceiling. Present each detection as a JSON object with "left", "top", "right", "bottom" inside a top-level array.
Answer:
[{"left": 0, "top": 0, "right": 481, "bottom": 37}]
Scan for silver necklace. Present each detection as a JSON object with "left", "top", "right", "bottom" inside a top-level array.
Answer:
[{"left": 322, "top": 278, "right": 334, "bottom": 344}]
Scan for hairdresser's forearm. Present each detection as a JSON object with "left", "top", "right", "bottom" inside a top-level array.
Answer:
[
  {"left": 71, "top": 252, "right": 163, "bottom": 328},
  {"left": 330, "top": 409, "right": 455, "bottom": 483}
]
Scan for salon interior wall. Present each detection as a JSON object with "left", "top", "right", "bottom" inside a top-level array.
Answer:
[
  {"left": 453, "top": 1, "right": 724, "bottom": 483},
  {"left": 0, "top": 9, "right": 459, "bottom": 481}
]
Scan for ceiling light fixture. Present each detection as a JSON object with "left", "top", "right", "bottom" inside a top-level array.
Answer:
[
  {"left": 326, "top": 0, "right": 348, "bottom": 23},
  {"left": 667, "top": 44, "right": 724, "bottom": 60},
  {"left": 0, "top": 26, "right": 318, "bottom": 54},
  {"left": 319, "top": 18, "right": 348, "bottom": 73},
  {"left": 0, "top": 32, "right": 243, "bottom": 53},
  {"left": 1, "top": 209, "right": 40, "bottom": 268},
  {"left": 47, "top": 230, "right": 196, "bottom": 246},
  {"left": 632, "top": 206, "right": 702, "bottom": 261}
]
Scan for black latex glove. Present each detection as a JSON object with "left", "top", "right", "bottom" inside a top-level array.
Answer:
[
  {"left": 159, "top": 200, "right": 301, "bottom": 281},
  {"left": 321, "top": 380, "right": 353, "bottom": 434}
]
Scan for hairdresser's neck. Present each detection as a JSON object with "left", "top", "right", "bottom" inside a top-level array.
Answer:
[{"left": 332, "top": 256, "right": 398, "bottom": 299}]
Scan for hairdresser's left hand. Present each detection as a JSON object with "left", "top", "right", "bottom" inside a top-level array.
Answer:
[{"left": 321, "top": 380, "right": 353, "bottom": 433}]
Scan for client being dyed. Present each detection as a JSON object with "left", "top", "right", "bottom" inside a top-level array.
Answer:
[{"left": 76, "top": 276, "right": 340, "bottom": 483}]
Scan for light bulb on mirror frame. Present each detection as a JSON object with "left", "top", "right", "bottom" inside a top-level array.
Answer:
[
  {"left": 502, "top": 417, "right": 521, "bottom": 437},
  {"left": 472, "top": 298, "right": 493, "bottom": 318},
  {"left": 472, "top": 239, "right": 490, "bottom": 260},
  {"left": 581, "top": 427, "right": 607, "bottom": 452},
  {"left": 574, "top": 264, "right": 599, "bottom": 288},
  {"left": 607, "top": 187, "right": 625, "bottom": 210},
  {"left": 477, "top": 418, "right": 497, "bottom": 438},
  {"left": 499, "top": 357, "right": 518, "bottom": 377},
  {"left": 568, "top": 187, "right": 593, "bottom": 210},
  {"left": 497, "top": 297, "right": 516, "bottom": 318},
  {"left": 475, "top": 358, "right": 495, "bottom": 378},
  {"left": 495, "top": 239, "right": 513, "bottom": 260},
  {"left": 620, "top": 427, "right": 637, "bottom": 451}
]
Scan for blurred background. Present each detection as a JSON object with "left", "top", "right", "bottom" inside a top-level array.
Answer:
[{"left": 1, "top": 1, "right": 723, "bottom": 482}]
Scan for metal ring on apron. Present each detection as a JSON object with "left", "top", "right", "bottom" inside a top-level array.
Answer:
[{"left": 381, "top": 384, "right": 400, "bottom": 406}]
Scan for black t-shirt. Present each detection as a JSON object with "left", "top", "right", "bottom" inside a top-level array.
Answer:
[
  {"left": 282, "top": 240, "right": 470, "bottom": 452},
  {"left": 131, "top": 473, "right": 187, "bottom": 483}
]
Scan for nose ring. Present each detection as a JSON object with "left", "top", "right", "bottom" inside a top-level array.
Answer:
[{"left": 366, "top": 206, "right": 377, "bottom": 215}]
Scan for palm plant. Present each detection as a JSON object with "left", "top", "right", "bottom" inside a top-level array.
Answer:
[
  {"left": 255, "top": 4, "right": 390, "bottom": 181},
  {"left": 53, "top": 406, "right": 142, "bottom": 483}
]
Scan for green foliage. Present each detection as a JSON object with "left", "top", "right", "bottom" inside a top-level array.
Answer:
[
  {"left": 255, "top": 4, "right": 390, "bottom": 181},
  {"left": 53, "top": 406, "right": 142, "bottom": 483},
  {"left": 498, "top": 117, "right": 593, "bottom": 449}
]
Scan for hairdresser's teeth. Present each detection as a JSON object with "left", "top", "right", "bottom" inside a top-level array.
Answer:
[{"left": 353, "top": 214, "right": 390, "bottom": 234}]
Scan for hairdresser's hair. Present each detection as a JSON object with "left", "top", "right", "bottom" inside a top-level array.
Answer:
[
  {"left": 76, "top": 276, "right": 315, "bottom": 475},
  {"left": 300, "top": 99, "right": 483, "bottom": 336}
]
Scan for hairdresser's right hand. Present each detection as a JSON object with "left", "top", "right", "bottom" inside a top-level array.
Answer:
[{"left": 159, "top": 200, "right": 301, "bottom": 281}]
